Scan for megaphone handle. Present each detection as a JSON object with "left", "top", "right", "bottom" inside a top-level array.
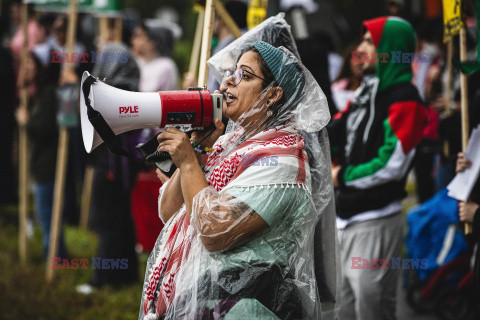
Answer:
[
  {"left": 145, "top": 126, "right": 215, "bottom": 163},
  {"left": 146, "top": 150, "right": 172, "bottom": 162}
]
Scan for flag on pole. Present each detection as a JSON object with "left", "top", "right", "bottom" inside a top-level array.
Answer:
[
  {"left": 442, "top": 0, "right": 464, "bottom": 42},
  {"left": 194, "top": 0, "right": 205, "bottom": 12},
  {"left": 247, "top": 0, "right": 269, "bottom": 30}
]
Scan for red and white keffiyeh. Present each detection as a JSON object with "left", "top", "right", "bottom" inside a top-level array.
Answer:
[{"left": 142, "top": 124, "right": 309, "bottom": 319}]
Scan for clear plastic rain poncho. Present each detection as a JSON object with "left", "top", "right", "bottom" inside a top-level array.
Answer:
[{"left": 139, "top": 14, "right": 339, "bottom": 320}]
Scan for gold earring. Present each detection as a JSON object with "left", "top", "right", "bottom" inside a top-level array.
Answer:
[{"left": 267, "top": 110, "right": 273, "bottom": 117}]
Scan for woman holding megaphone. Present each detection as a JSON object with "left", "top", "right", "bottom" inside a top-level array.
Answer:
[{"left": 139, "top": 36, "right": 338, "bottom": 319}]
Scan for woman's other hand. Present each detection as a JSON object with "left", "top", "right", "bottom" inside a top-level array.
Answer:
[
  {"left": 156, "top": 169, "right": 170, "bottom": 184},
  {"left": 458, "top": 201, "right": 479, "bottom": 223},
  {"left": 157, "top": 127, "right": 197, "bottom": 169},
  {"left": 191, "top": 118, "right": 225, "bottom": 148},
  {"left": 456, "top": 152, "right": 472, "bottom": 173}
]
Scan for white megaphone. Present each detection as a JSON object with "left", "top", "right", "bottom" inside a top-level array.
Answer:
[{"left": 80, "top": 71, "right": 223, "bottom": 154}]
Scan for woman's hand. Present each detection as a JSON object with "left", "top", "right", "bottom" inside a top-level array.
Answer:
[
  {"left": 456, "top": 152, "right": 472, "bottom": 173},
  {"left": 157, "top": 127, "right": 197, "bottom": 169},
  {"left": 458, "top": 201, "right": 479, "bottom": 223},
  {"left": 191, "top": 118, "right": 225, "bottom": 148}
]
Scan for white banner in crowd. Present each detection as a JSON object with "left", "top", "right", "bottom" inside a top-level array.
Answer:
[{"left": 448, "top": 125, "right": 480, "bottom": 201}]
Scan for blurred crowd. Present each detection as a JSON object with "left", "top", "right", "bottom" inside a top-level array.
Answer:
[
  {"left": 0, "top": 0, "right": 184, "bottom": 292},
  {"left": 1, "top": 0, "right": 480, "bottom": 318}
]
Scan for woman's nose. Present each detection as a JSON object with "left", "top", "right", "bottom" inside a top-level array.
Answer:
[
  {"left": 223, "top": 74, "right": 234, "bottom": 87},
  {"left": 220, "top": 80, "right": 228, "bottom": 91}
]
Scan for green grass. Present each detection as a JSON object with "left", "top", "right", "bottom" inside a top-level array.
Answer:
[{"left": 0, "top": 209, "right": 148, "bottom": 320}]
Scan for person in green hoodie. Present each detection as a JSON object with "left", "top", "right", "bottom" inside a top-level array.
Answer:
[{"left": 328, "top": 17, "right": 427, "bottom": 319}]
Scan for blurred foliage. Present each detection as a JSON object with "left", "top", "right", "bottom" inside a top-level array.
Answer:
[{"left": 173, "top": 39, "right": 195, "bottom": 76}]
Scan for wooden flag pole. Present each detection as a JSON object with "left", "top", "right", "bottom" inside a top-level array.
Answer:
[
  {"left": 46, "top": 0, "right": 78, "bottom": 282},
  {"left": 189, "top": 9, "right": 205, "bottom": 77},
  {"left": 445, "top": 41, "right": 453, "bottom": 118},
  {"left": 189, "top": 0, "right": 241, "bottom": 83},
  {"left": 98, "top": 16, "right": 122, "bottom": 43},
  {"left": 114, "top": 16, "right": 122, "bottom": 42},
  {"left": 214, "top": 1, "right": 242, "bottom": 38},
  {"left": 197, "top": 0, "right": 215, "bottom": 86},
  {"left": 444, "top": 40, "right": 453, "bottom": 157},
  {"left": 459, "top": 29, "right": 469, "bottom": 152},
  {"left": 79, "top": 166, "right": 93, "bottom": 230},
  {"left": 18, "top": 2, "right": 29, "bottom": 265},
  {"left": 459, "top": 28, "right": 472, "bottom": 234},
  {"left": 99, "top": 16, "right": 108, "bottom": 42}
]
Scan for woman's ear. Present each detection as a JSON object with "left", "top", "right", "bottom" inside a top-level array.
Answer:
[{"left": 268, "top": 87, "right": 284, "bottom": 104}]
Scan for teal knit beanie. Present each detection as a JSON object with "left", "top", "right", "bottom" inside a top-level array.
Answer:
[{"left": 253, "top": 41, "right": 305, "bottom": 104}]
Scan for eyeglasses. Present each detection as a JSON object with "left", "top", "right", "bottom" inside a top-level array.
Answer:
[{"left": 222, "top": 68, "right": 265, "bottom": 86}]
